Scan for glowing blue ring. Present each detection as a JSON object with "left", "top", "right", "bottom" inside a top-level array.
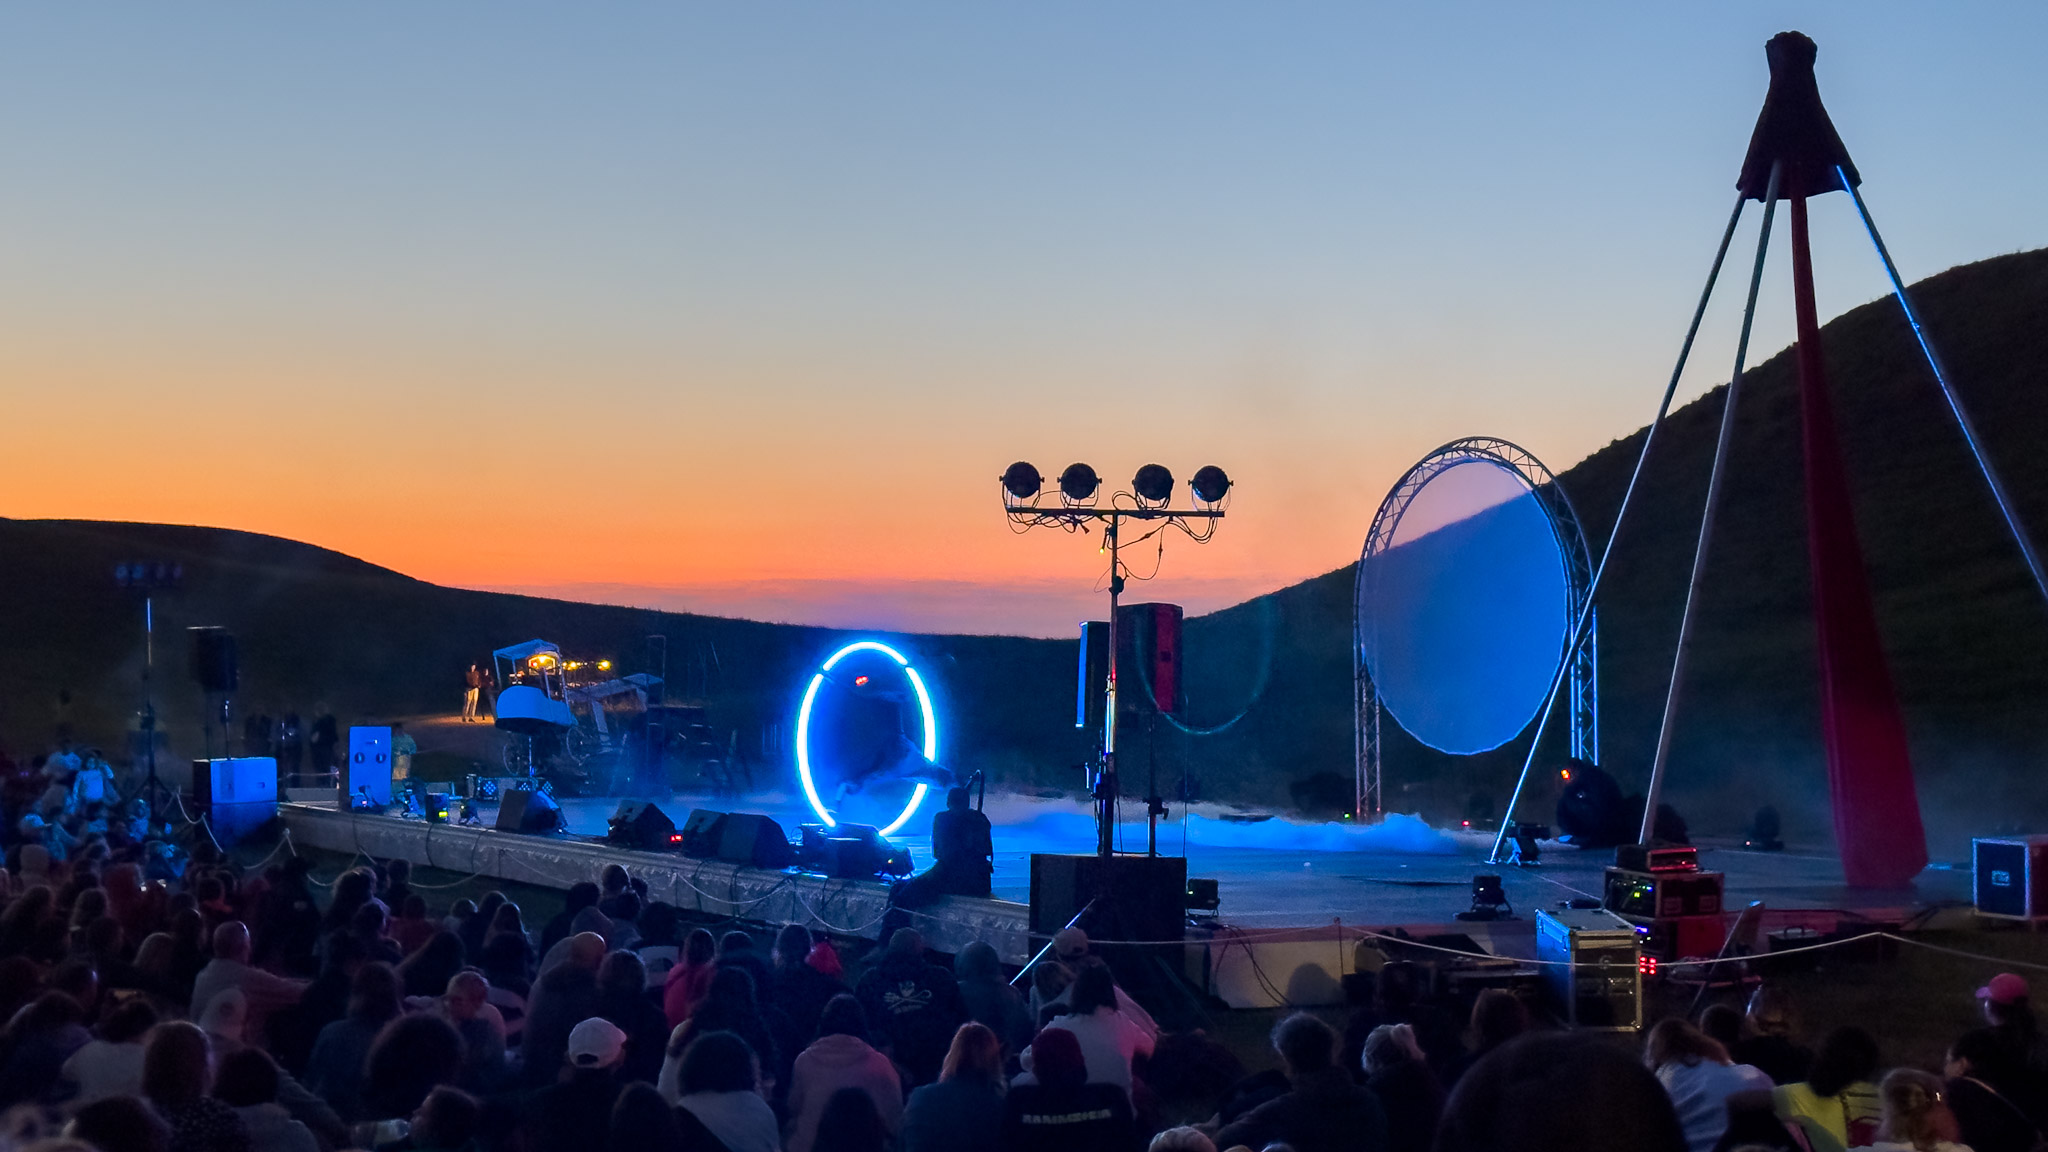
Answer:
[{"left": 796, "top": 641, "right": 935, "bottom": 837}]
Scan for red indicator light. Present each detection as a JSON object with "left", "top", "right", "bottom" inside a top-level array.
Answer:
[
  {"left": 854, "top": 675, "right": 869, "bottom": 686},
  {"left": 1638, "top": 956, "right": 1658, "bottom": 976}
]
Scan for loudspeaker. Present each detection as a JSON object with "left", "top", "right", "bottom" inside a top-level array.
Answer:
[
  {"left": 190, "top": 757, "right": 278, "bottom": 847},
  {"left": 717, "top": 813, "right": 794, "bottom": 869},
  {"left": 1029, "top": 853, "right": 1187, "bottom": 946},
  {"left": 342, "top": 727, "right": 393, "bottom": 808},
  {"left": 496, "top": 788, "right": 563, "bottom": 834},
  {"left": 680, "top": 809, "right": 728, "bottom": 857},
  {"left": 609, "top": 801, "right": 677, "bottom": 851},
  {"left": 1975, "top": 837, "right": 2048, "bottom": 920},
  {"left": 1077, "top": 622, "right": 1109, "bottom": 730},
  {"left": 188, "top": 627, "right": 239, "bottom": 693},
  {"left": 1117, "top": 602, "right": 1183, "bottom": 716},
  {"left": 798, "top": 822, "right": 912, "bottom": 878}
]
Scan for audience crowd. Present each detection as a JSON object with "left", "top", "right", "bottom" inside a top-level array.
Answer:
[{"left": 0, "top": 743, "right": 2043, "bottom": 1152}]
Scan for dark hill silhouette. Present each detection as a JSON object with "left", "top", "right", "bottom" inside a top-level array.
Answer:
[{"left": 5, "top": 247, "right": 2048, "bottom": 852}]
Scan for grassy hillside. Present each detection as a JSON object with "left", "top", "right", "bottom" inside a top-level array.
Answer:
[{"left": 6, "top": 248, "right": 2048, "bottom": 852}]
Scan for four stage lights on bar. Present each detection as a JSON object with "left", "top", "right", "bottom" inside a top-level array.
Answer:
[{"left": 1001, "top": 461, "right": 1232, "bottom": 507}]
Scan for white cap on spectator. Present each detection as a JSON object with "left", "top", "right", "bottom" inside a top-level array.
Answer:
[
  {"left": 1053, "top": 927, "right": 1089, "bottom": 959},
  {"left": 567, "top": 1017, "right": 626, "bottom": 1069}
]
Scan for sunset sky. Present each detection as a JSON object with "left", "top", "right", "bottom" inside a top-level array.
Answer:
[{"left": 2, "top": 4, "right": 2043, "bottom": 635}]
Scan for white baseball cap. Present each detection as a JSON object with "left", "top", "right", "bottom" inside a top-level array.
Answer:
[{"left": 567, "top": 1017, "right": 626, "bottom": 1068}]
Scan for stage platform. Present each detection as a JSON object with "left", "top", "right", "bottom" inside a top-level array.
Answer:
[{"left": 278, "top": 789, "right": 1979, "bottom": 1007}]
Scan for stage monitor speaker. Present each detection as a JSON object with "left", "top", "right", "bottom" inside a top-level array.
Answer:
[
  {"left": 1116, "top": 602, "right": 1183, "bottom": 716},
  {"left": 496, "top": 788, "right": 563, "bottom": 834},
  {"left": 680, "top": 809, "right": 728, "bottom": 857},
  {"left": 1975, "top": 836, "right": 2048, "bottom": 920},
  {"left": 801, "top": 822, "right": 912, "bottom": 879},
  {"left": 609, "top": 800, "right": 678, "bottom": 851},
  {"left": 717, "top": 813, "right": 794, "bottom": 869},
  {"left": 342, "top": 727, "right": 393, "bottom": 808},
  {"left": 1077, "top": 622, "right": 1109, "bottom": 730},
  {"left": 187, "top": 627, "right": 239, "bottom": 693},
  {"left": 1029, "top": 853, "right": 1187, "bottom": 947}
]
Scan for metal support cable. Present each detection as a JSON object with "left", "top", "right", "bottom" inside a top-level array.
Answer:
[
  {"left": 1487, "top": 190, "right": 1750, "bottom": 863},
  {"left": 1640, "top": 161, "right": 1783, "bottom": 845},
  {"left": 1843, "top": 170, "right": 2048, "bottom": 609}
]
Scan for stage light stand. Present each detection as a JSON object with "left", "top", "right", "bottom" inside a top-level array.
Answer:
[
  {"left": 115, "top": 561, "right": 183, "bottom": 814},
  {"left": 1002, "top": 462, "right": 1230, "bottom": 858}
]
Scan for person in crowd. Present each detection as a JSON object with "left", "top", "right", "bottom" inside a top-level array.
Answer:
[
  {"left": 434, "top": 970, "right": 507, "bottom": 1093},
  {"left": 608, "top": 1081, "right": 684, "bottom": 1152},
  {"left": 1148, "top": 1130, "right": 1216, "bottom": 1152},
  {"left": 0, "top": 990, "right": 92, "bottom": 1106},
  {"left": 902, "top": 1022, "right": 1006, "bottom": 1152},
  {"left": 1645, "top": 1017, "right": 1774, "bottom": 1152},
  {"left": 1001, "top": 1026, "right": 1135, "bottom": 1152},
  {"left": 1435, "top": 1031, "right": 1687, "bottom": 1152},
  {"left": 854, "top": 927, "right": 966, "bottom": 1086},
  {"left": 523, "top": 1018, "right": 632, "bottom": 1152},
  {"left": 302, "top": 961, "right": 403, "bottom": 1121},
  {"left": 1947, "top": 1028, "right": 2042, "bottom": 1152},
  {"left": 212, "top": 1049, "right": 317, "bottom": 1152},
  {"left": 1736, "top": 985, "right": 1816, "bottom": 1087},
  {"left": 1213, "top": 1013, "right": 1387, "bottom": 1152},
  {"left": 462, "top": 892, "right": 507, "bottom": 959},
  {"left": 268, "top": 933, "right": 365, "bottom": 1074},
  {"left": 1038, "top": 965, "right": 1152, "bottom": 1098},
  {"left": 1867, "top": 1067, "right": 1972, "bottom": 1152},
  {"left": 1699, "top": 1004, "right": 1745, "bottom": 1055},
  {"left": 1442, "top": 989, "right": 1528, "bottom": 1089},
  {"left": 771, "top": 924, "right": 847, "bottom": 1044},
  {"left": 786, "top": 994, "right": 903, "bottom": 1152},
  {"left": 668, "top": 965, "right": 785, "bottom": 1101},
  {"left": 597, "top": 949, "right": 669, "bottom": 1084},
  {"left": 1038, "top": 930, "right": 1160, "bottom": 1041},
  {"left": 194, "top": 990, "right": 346, "bottom": 1152},
  {"left": 596, "top": 865, "right": 632, "bottom": 917},
  {"left": 956, "top": 940, "right": 1033, "bottom": 1059},
  {"left": 404, "top": 1085, "right": 482, "bottom": 1152},
  {"left": 1715, "top": 1089, "right": 1810, "bottom": 1152},
  {"left": 716, "top": 930, "right": 774, "bottom": 993},
  {"left": 395, "top": 930, "right": 466, "bottom": 999},
  {"left": 541, "top": 883, "right": 600, "bottom": 957},
  {"left": 602, "top": 892, "right": 642, "bottom": 952},
  {"left": 63, "top": 996, "right": 158, "bottom": 1103},
  {"left": 1362, "top": 1023, "right": 1443, "bottom": 1152},
  {"left": 462, "top": 666, "right": 482, "bottom": 722},
  {"left": 664, "top": 929, "right": 719, "bottom": 1028},
  {"left": 70, "top": 1093, "right": 174, "bottom": 1152},
  {"left": 1978, "top": 972, "right": 2048, "bottom": 1119},
  {"left": 390, "top": 894, "right": 437, "bottom": 958},
  {"left": 522, "top": 931, "right": 607, "bottom": 1086},
  {"left": 669, "top": 1030, "right": 781, "bottom": 1152},
  {"left": 348, "top": 900, "right": 404, "bottom": 966},
  {"left": 144, "top": 1020, "right": 251, "bottom": 1152},
  {"left": 1772, "top": 1024, "right": 1882, "bottom": 1150},
  {"left": 362, "top": 1012, "right": 464, "bottom": 1123},
  {"left": 813, "top": 1086, "right": 893, "bottom": 1152}
]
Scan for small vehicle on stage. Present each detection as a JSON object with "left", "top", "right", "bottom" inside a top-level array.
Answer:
[{"left": 493, "top": 640, "right": 575, "bottom": 776}]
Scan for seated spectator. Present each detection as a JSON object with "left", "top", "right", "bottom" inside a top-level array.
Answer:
[
  {"left": 671, "top": 1030, "right": 781, "bottom": 1152},
  {"left": 540, "top": 883, "right": 600, "bottom": 957},
  {"left": 1001, "top": 1027, "right": 1134, "bottom": 1152},
  {"left": 902, "top": 1022, "right": 1006, "bottom": 1152},
  {"left": 1443, "top": 989, "right": 1528, "bottom": 1089},
  {"left": 62, "top": 998, "right": 159, "bottom": 1103},
  {"left": 460, "top": 892, "right": 506, "bottom": 960},
  {"left": 955, "top": 941, "right": 1033, "bottom": 1059},
  {"left": 522, "top": 932, "right": 607, "bottom": 1086},
  {"left": 1215, "top": 1012, "right": 1387, "bottom": 1152},
  {"left": 1435, "top": 1031, "right": 1686, "bottom": 1152},
  {"left": 1735, "top": 985, "right": 1814, "bottom": 1087},
  {"left": 1645, "top": 1018, "right": 1773, "bottom": 1152},
  {"left": 1868, "top": 1067, "right": 1970, "bottom": 1152},
  {"left": 436, "top": 971, "right": 508, "bottom": 1092},
  {"left": 389, "top": 894, "right": 436, "bottom": 958},
  {"left": 0, "top": 990, "right": 92, "bottom": 1106},
  {"left": 189, "top": 923, "right": 306, "bottom": 1049},
  {"left": 1772, "top": 1025, "right": 1882, "bottom": 1151},
  {"left": 814, "top": 1086, "right": 891, "bottom": 1152},
  {"left": 597, "top": 950, "right": 669, "bottom": 1084},
  {"left": 1946, "top": 1029, "right": 2042, "bottom": 1152},
  {"left": 662, "top": 966, "right": 784, "bottom": 1102},
  {"left": 144, "top": 1020, "right": 251, "bottom": 1152},
  {"left": 786, "top": 994, "right": 903, "bottom": 1152},
  {"left": 1699, "top": 1004, "right": 1744, "bottom": 1055},
  {"left": 404, "top": 1086, "right": 481, "bottom": 1152},
  {"left": 68, "top": 1094, "right": 173, "bottom": 1152},
  {"left": 212, "top": 1049, "right": 317, "bottom": 1152},
  {"left": 855, "top": 928, "right": 966, "bottom": 1086},
  {"left": 771, "top": 924, "right": 846, "bottom": 1045},
  {"left": 267, "top": 933, "right": 366, "bottom": 1075},
  {"left": 717, "top": 930, "right": 773, "bottom": 994},
  {"left": 1039, "top": 930, "right": 1159, "bottom": 1041},
  {"left": 362, "top": 1012, "right": 464, "bottom": 1121},
  {"left": 1149, "top": 1129, "right": 1214, "bottom": 1152},
  {"left": 1715, "top": 1088, "right": 1808, "bottom": 1152},
  {"left": 663, "top": 929, "right": 719, "bottom": 1028},
  {"left": 1362, "top": 1023, "right": 1443, "bottom": 1152},
  {"left": 1978, "top": 972, "right": 2048, "bottom": 1125},
  {"left": 1038, "top": 966, "right": 1153, "bottom": 1098},
  {"left": 394, "top": 930, "right": 465, "bottom": 999},
  {"left": 608, "top": 1080, "right": 683, "bottom": 1152},
  {"left": 302, "top": 961, "right": 404, "bottom": 1121},
  {"left": 522, "top": 1018, "right": 631, "bottom": 1152}
]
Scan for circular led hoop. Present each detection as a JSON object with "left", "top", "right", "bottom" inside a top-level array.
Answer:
[{"left": 796, "top": 641, "right": 935, "bottom": 837}]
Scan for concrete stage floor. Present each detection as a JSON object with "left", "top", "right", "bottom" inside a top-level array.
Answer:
[{"left": 522, "top": 789, "right": 1973, "bottom": 933}]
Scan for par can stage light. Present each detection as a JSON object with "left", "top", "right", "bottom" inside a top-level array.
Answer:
[
  {"left": 1001, "top": 462, "right": 1043, "bottom": 500},
  {"left": 1132, "top": 464, "right": 1174, "bottom": 505},
  {"left": 1190, "top": 465, "right": 1232, "bottom": 505},
  {"left": 1058, "top": 463, "right": 1101, "bottom": 503}
]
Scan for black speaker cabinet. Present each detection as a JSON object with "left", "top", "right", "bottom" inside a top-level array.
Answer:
[
  {"left": 1077, "top": 622, "right": 1109, "bottom": 730},
  {"left": 609, "top": 801, "right": 676, "bottom": 850},
  {"left": 496, "top": 788, "right": 562, "bottom": 834},
  {"left": 1030, "top": 853, "right": 1187, "bottom": 946},
  {"left": 1976, "top": 837, "right": 2048, "bottom": 920},
  {"left": 718, "top": 813, "right": 794, "bottom": 869},
  {"left": 680, "top": 809, "right": 728, "bottom": 857},
  {"left": 188, "top": 627, "right": 239, "bottom": 693}
]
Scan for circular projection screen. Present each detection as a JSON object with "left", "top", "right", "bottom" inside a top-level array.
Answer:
[
  {"left": 796, "top": 641, "right": 935, "bottom": 837},
  {"left": 1358, "top": 457, "right": 1572, "bottom": 755}
]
